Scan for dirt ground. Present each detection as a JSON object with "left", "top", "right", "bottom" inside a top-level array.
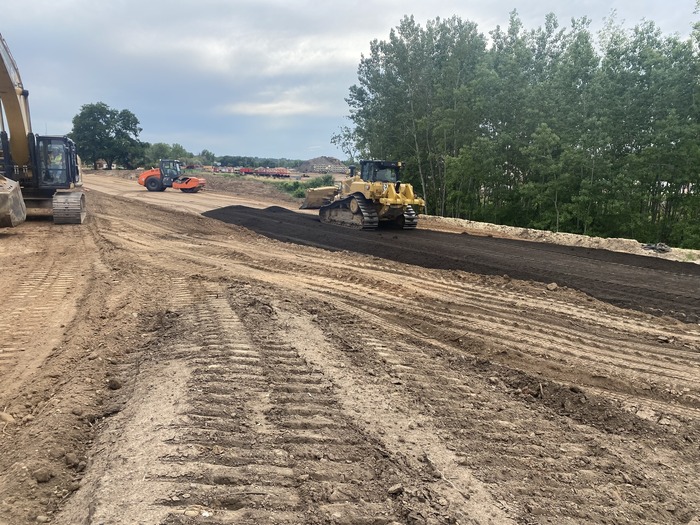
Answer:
[{"left": 1, "top": 171, "right": 699, "bottom": 525}]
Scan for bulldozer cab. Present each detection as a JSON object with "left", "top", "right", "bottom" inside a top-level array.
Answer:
[{"left": 360, "top": 160, "right": 400, "bottom": 183}]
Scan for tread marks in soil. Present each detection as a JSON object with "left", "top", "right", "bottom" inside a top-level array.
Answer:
[
  {"left": 0, "top": 259, "right": 80, "bottom": 393},
  {"left": 296, "top": 265, "right": 700, "bottom": 422},
  {"left": 154, "top": 287, "right": 404, "bottom": 524},
  {"left": 304, "top": 299, "right": 695, "bottom": 524}
]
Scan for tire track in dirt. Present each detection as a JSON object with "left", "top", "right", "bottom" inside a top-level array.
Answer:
[
  {"left": 228, "top": 285, "right": 514, "bottom": 525},
  {"left": 268, "top": 288, "right": 700, "bottom": 525},
  {"left": 71, "top": 208, "right": 513, "bottom": 523},
  {"left": 93, "top": 203, "right": 700, "bottom": 428},
  {"left": 287, "top": 248, "right": 700, "bottom": 407},
  {"left": 115, "top": 226, "right": 689, "bottom": 525},
  {"left": 149, "top": 284, "right": 423, "bottom": 524},
  {"left": 43, "top": 192, "right": 699, "bottom": 524},
  {"left": 227, "top": 246, "right": 700, "bottom": 426},
  {"left": 58, "top": 263, "right": 414, "bottom": 523},
  {"left": 155, "top": 288, "right": 313, "bottom": 523},
  {"left": 96, "top": 215, "right": 700, "bottom": 425},
  {"left": 0, "top": 225, "right": 90, "bottom": 399}
]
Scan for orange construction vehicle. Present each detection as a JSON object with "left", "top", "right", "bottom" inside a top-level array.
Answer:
[{"left": 138, "top": 159, "right": 206, "bottom": 193}]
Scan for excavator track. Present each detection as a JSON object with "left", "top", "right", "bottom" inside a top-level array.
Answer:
[
  {"left": 319, "top": 194, "right": 379, "bottom": 230},
  {"left": 52, "top": 190, "right": 86, "bottom": 224}
]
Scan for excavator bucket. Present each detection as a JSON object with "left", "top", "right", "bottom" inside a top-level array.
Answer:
[
  {"left": 0, "top": 175, "right": 27, "bottom": 227},
  {"left": 300, "top": 186, "right": 338, "bottom": 209}
]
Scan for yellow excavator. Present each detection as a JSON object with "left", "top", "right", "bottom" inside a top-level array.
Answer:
[
  {"left": 0, "top": 33, "right": 85, "bottom": 227},
  {"left": 301, "top": 159, "right": 425, "bottom": 229}
]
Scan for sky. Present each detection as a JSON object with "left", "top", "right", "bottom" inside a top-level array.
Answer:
[{"left": 1, "top": 1, "right": 697, "bottom": 161}]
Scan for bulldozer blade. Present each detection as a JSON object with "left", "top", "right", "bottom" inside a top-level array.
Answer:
[
  {"left": 0, "top": 175, "right": 27, "bottom": 227},
  {"left": 300, "top": 186, "right": 338, "bottom": 209}
]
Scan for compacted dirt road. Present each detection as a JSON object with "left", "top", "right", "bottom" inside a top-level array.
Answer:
[{"left": 1, "top": 173, "right": 699, "bottom": 525}]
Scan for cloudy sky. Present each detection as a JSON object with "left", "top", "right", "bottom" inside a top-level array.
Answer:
[{"left": 1, "top": 1, "right": 697, "bottom": 161}]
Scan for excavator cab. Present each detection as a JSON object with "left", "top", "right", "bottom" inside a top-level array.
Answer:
[
  {"left": 0, "top": 132, "right": 84, "bottom": 225},
  {"left": 35, "top": 136, "right": 81, "bottom": 189}
]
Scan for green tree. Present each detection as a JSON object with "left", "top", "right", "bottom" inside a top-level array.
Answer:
[
  {"left": 340, "top": 7, "right": 700, "bottom": 247},
  {"left": 170, "top": 143, "right": 191, "bottom": 161},
  {"left": 69, "top": 102, "right": 145, "bottom": 169},
  {"left": 346, "top": 15, "right": 487, "bottom": 214},
  {"left": 144, "top": 143, "right": 172, "bottom": 167},
  {"left": 199, "top": 149, "right": 217, "bottom": 165}
]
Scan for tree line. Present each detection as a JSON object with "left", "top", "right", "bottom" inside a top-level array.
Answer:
[
  {"left": 68, "top": 102, "right": 303, "bottom": 172},
  {"left": 334, "top": 8, "right": 700, "bottom": 248}
]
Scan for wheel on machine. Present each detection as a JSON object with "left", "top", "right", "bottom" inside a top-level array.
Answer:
[
  {"left": 349, "top": 197, "right": 361, "bottom": 214},
  {"left": 145, "top": 177, "right": 163, "bottom": 191},
  {"left": 180, "top": 187, "right": 200, "bottom": 193}
]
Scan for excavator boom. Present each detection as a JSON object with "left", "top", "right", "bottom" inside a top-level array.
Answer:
[
  {"left": 0, "top": 33, "right": 30, "bottom": 226},
  {"left": 0, "top": 33, "right": 32, "bottom": 166}
]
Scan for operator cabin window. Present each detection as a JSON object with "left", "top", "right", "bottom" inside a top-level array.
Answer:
[
  {"left": 376, "top": 169, "right": 396, "bottom": 182},
  {"left": 41, "top": 142, "right": 67, "bottom": 185}
]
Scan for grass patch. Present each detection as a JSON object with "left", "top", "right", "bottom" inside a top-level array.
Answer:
[{"left": 273, "top": 174, "right": 336, "bottom": 198}]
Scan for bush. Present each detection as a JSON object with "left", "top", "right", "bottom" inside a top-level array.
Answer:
[{"left": 275, "top": 174, "right": 336, "bottom": 198}]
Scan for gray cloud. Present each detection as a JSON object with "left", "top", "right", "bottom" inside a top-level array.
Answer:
[{"left": 2, "top": 0, "right": 696, "bottom": 160}]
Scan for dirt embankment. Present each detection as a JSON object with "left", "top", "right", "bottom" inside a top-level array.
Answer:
[{"left": 419, "top": 215, "right": 700, "bottom": 264}]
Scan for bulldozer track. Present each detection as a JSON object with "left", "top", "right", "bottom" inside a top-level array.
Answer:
[
  {"left": 402, "top": 204, "right": 418, "bottom": 229},
  {"left": 319, "top": 193, "right": 379, "bottom": 230}
]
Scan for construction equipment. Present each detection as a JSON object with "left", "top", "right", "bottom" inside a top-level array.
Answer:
[
  {"left": 0, "top": 33, "right": 85, "bottom": 227},
  {"left": 300, "top": 160, "right": 425, "bottom": 229},
  {"left": 138, "top": 159, "right": 206, "bottom": 193}
]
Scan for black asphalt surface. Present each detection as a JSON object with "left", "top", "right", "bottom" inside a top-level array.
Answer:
[{"left": 204, "top": 205, "right": 700, "bottom": 323}]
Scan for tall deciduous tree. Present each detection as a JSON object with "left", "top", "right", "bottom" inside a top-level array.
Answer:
[
  {"left": 69, "top": 102, "right": 145, "bottom": 169},
  {"left": 346, "top": 15, "right": 487, "bottom": 214},
  {"left": 341, "top": 8, "right": 700, "bottom": 248},
  {"left": 199, "top": 149, "right": 217, "bottom": 164}
]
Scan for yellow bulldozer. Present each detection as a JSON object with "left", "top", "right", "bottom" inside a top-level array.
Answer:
[{"left": 300, "top": 160, "right": 425, "bottom": 230}]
